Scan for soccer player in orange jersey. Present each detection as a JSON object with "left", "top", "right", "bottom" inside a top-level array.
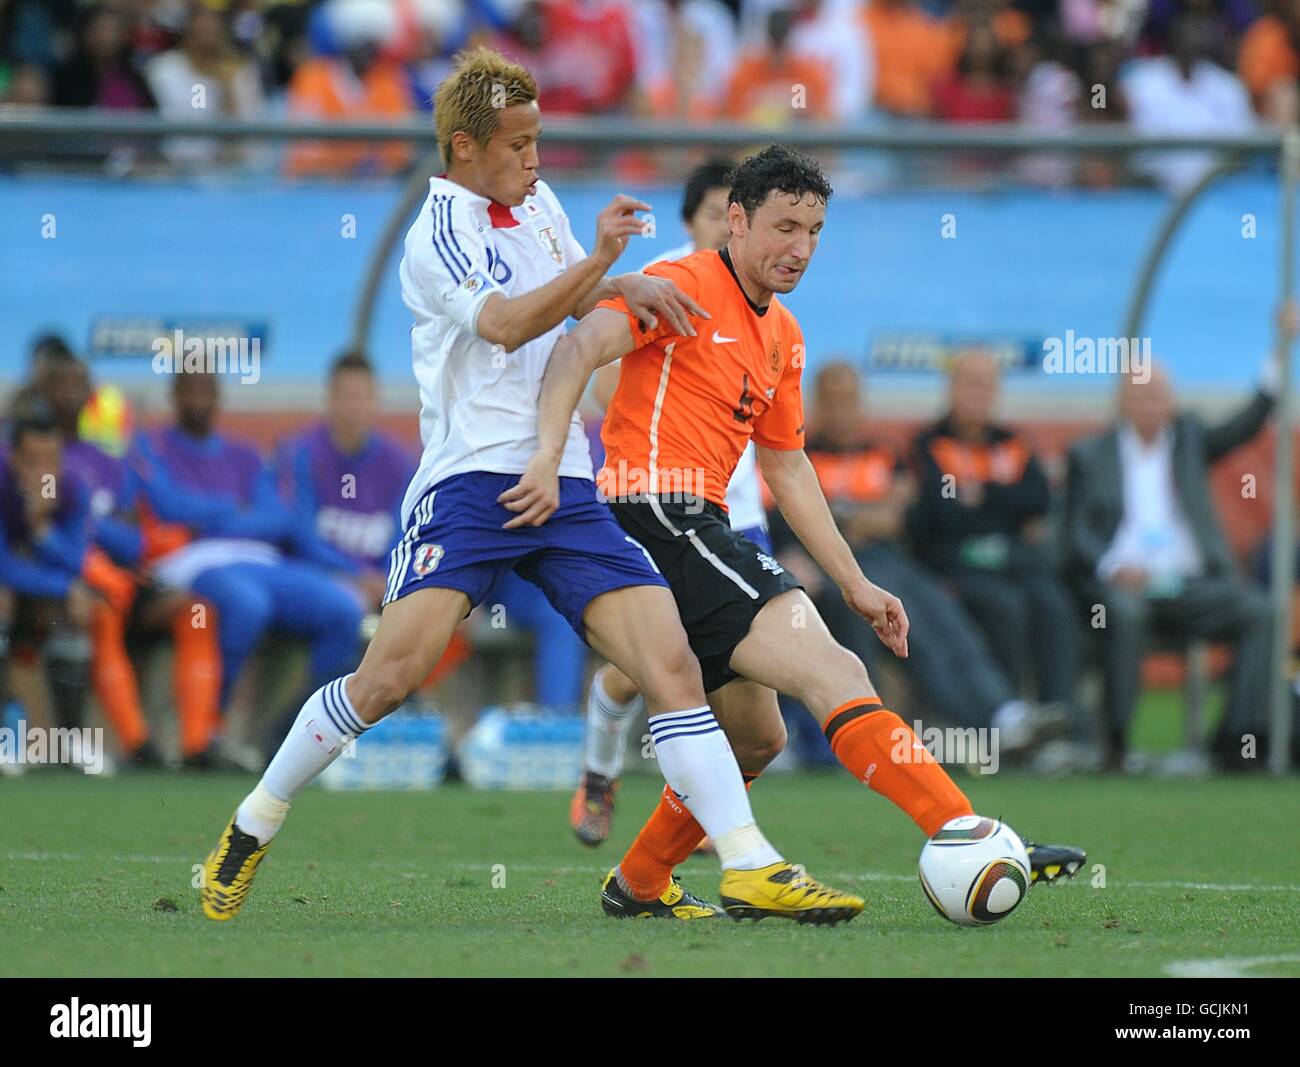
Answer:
[{"left": 504, "top": 145, "right": 1085, "bottom": 917}]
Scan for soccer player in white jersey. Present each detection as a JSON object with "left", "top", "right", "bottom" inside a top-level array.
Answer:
[
  {"left": 569, "top": 160, "right": 788, "bottom": 862},
  {"left": 200, "top": 49, "right": 863, "bottom": 925}
]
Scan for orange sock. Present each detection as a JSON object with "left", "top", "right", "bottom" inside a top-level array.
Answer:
[
  {"left": 173, "top": 602, "right": 222, "bottom": 757},
  {"left": 825, "top": 698, "right": 972, "bottom": 837},
  {"left": 89, "top": 601, "right": 150, "bottom": 754},
  {"left": 618, "top": 772, "right": 760, "bottom": 900}
]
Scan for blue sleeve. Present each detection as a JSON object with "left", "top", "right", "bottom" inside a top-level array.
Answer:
[
  {"left": 209, "top": 463, "right": 294, "bottom": 542},
  {"left": 278, "top": 439, "right": 322, "bottom": 534},
  {"left": 130, "top": 438, "right": 290, "bottom": 542},
  {"left": 0, "top": 527, "right": 74, "bottom": 597},
  {"left": 94, "top": 515, "right": 143, "bottom": 567},
  {"left": 291, "top": 529, "right": 361, "bottom": 574},
  {"left": 31, "top": 484, "right": 90, "bottom": 573},
  {"left": 0, "top": 491, "right": 82, "bottom": 598},
  {"left": 129, "top": 436, "right": 237, "bottom": 533}
]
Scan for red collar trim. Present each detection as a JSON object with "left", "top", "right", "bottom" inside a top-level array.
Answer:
[{"left": 487, "top": 200, "right": 519, "bottom": 228}]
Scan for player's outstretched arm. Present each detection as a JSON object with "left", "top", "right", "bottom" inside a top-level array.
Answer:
[
  {"left": 498, "top": 308, "right": 636, "bottom": 528},
  {"left": 757, "top": 443, "right": 909, "bottom": 658}
]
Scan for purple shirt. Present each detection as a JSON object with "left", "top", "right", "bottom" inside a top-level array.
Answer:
[
  {"left": 65, "top": 439, "right": 128, "bottom": 521},
  {"left": 275, "top": 424, "right": 415, "bottom": 571},
  {"left": 134, "top": 426, "right": 265, "bottom": 507}
]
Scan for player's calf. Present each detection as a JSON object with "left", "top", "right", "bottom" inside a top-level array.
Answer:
[
  {"left": 713, "top": 681, "right": 787, "bottom": 775},
  {"left": 730, "top": 596, "right": 973, "bottom": 838}
]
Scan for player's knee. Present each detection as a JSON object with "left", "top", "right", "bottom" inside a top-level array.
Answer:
[
  {"left": 734, "top": 717, "right": 787, "bottom": 772},
  {"left": 639, "top": 636, "right": 705, "bottom": 709},
  {"left": 349, "top": 658, "right": 420, "bottom": 723},
  {"left": 802, "top": 642, "right": 872, "bottom": 711}
]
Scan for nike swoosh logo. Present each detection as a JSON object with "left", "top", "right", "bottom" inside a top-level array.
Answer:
[{"left": 712, "top": 331, "right": 738, "bottom": 344}]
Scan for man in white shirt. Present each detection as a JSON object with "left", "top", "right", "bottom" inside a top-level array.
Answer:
[
  {"left": 200, "top": 49, "right": 861, "bottom": 926},
  {"left": 1066, "top": 359, "right": 1279, "bottom": 771}
]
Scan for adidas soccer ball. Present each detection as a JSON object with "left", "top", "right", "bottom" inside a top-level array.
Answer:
[{"left": 918, "top": 815, "right": 1030, "bottom": 927}]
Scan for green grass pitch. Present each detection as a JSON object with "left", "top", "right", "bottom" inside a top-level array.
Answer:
[{"left": 3, "top": 766, "right": 1298, "bottom": 977}]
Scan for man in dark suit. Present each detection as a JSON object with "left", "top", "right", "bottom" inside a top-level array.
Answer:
[{"left": 1065, "top": 362, "right": 1277, "bottom": 770}]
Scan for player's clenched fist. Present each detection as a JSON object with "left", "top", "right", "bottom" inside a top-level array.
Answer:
[
  {"left": 842, "top": 578, "right": 910, "bottom": 659},
  {"left": 499, "top": 452, "right": 561, "bottom": 529},
  {"left": 592, "top": 194, "right": 653, "bottom": 267}
]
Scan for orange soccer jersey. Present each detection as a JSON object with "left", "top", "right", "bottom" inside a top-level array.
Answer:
[{"left": 596, "top": 248, "right": 806, "bottom": 511}]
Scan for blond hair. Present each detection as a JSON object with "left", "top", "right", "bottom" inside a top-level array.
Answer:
[{"left": 433, "top": 48, "right": 538, "bottom": 166}]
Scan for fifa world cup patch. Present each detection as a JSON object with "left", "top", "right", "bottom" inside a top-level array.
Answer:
[
  {"left": 461, "top": 270, "right": 491, "bottom": 295},
  {"left": 413, "top": 543, "right": 445, "bottom": 577}
]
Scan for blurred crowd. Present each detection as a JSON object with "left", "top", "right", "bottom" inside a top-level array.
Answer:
[
  {"left": 2, "top": 0, "right": 1299, "bottom": 186},
  {"left": 2, "top": 320, "right": 1296, "bottom": 777}
]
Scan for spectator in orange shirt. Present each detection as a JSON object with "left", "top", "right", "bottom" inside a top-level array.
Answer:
[
  {"left": 285, "top": 3, "right": 414, "bottom": 178},
  {"left": 1239, "top": 0, "right": 1300, "bottom": 124},
  {"left": 861, "top": 0, "right": 959, "bottom": 118},
  {"left": 725, "top": 9, "right": 832, "bottom": 124},
  {"left": 641, "top": 2, "right": 727, "bottom": 123}
]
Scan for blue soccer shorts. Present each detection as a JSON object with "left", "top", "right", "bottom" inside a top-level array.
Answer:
[{"left": 382, "top": 471, "right": 668, "bottom": 641}]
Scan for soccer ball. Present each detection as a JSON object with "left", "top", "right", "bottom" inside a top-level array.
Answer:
[{"left": 918, "top": 815, "right": 1030, "bottom": 927}]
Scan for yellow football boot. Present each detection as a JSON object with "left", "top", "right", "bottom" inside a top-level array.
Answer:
[
  {"left": 201, "top": 816, "right": 271, "bottom": 921},
  {"left": 720, "top": 862, "right": 864, "bottom": 925}
]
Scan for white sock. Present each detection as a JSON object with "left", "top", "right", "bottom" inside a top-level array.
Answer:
[
  {"left": 585, "top": 671, "right": 644, "bottom": 779},
  {"left": 237, "top": 675, "right": 369, "bottom": 845},
  {"left": 647, "top": 706, "right": 782, "bottom": 871},
  {"left": 235, "top": 782, "right": 290, "bottom": 845}
]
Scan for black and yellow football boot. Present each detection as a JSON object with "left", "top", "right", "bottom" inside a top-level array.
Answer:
[
  {"left": 719, "top": 862, "right": 864, "bottom": 925},
  {"left": 1023, "top": 840, "right": 1087, "bottom": 886},
  {"left": 600, "top": 868, "right": 724, "bottom": 919},
  {"left": 570, "top": 771, "right": 618, "bottom": 847},
  {"left": 201, "top": 816, "right": 271, "bottom": 921}
]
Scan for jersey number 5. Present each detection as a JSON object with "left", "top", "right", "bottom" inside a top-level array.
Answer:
[{"left": 732, "top": 373, "right": 755, "bottom": 424}]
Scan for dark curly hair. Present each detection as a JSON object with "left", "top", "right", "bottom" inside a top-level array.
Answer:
[{"left": 726, "top": 144, "right": 833, "bottom": 220}]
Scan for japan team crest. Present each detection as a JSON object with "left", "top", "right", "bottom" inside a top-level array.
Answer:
[
  {"left": 537, "top": 224, "right": 563, "bottom": 264},
  {"left": 413, "top": 543, "right": 445, "bottom": 577}
]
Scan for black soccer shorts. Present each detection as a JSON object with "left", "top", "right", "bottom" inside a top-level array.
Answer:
[{"left": 608, "top": 495, "right": 802, "bottom": 693}]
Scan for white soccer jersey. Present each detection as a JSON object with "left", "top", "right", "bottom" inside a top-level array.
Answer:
[
  {"left": 397, "top": 175, "right": 595, "bottom": 525},
  {"left": 639, "top": 240, "right": 768, "bottom": 532}
]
